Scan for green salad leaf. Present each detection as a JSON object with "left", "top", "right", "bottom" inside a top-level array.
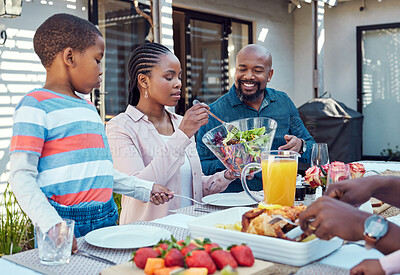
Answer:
[{"left": 222, "top": 126, "right": 266, "bottom": 145}]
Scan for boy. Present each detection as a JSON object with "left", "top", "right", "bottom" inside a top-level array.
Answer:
[{"left": 8, "top": 13, "right": 172, "bottom": 240}]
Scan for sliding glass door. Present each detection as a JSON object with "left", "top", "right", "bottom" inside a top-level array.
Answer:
[{"left": 357, "top": 23, "right": 400, "bottom": 160}]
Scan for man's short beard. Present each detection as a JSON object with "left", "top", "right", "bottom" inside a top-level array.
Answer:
[{"left": 236, "top": 81, "right": 265, "bottom": 102}]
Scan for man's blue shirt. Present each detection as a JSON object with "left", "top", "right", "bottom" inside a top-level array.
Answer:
[{"left": 196, "top": 85, "right": 316, "bottom": 192}]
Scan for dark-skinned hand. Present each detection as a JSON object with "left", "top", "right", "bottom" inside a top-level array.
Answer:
[
  {"left": 179, "top": 103, "right": 209, "bottom": 138},
  {"left": 299, "top": 196, "right": 370, "bottom": 241},
  {"left": 278, "top": 134, "right": 302, "bottom": 153},
  {"left": 325, "top": 176, "right": 378, "bottom": 207},
  {"left": 350, "top": 259, "right": 385, "bottom": 275},
  {"left": 150, "top": 184, "right": 174, "bottom": 205}
]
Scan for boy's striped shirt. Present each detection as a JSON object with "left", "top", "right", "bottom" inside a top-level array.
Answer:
[{"left": 10, "top": 89, "right": 114, "bottom": 207}]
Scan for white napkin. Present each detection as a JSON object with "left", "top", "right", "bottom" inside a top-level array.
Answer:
[
  {"left": 320, "top": 244, "right": 383, "bottom": 269},
  {"left": 151, "top": 214, "right": 197, "bottom": 229}
]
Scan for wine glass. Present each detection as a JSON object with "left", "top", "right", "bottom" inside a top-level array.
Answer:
[{"left": 311, "top": 143, "right": 330, "bottom": 167}]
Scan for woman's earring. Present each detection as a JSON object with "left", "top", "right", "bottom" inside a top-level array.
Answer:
[{"left": 144, "top": 90, "right": 148, "bottom": 99}]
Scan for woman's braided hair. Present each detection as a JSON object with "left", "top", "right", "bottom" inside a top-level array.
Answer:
[{"left": 128, "top": 42, "right": 171, "bottom": 106}]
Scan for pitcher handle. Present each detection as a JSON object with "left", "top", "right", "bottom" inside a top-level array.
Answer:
[{"left": 241, "top": 162, "right": 262, "bottom": 203}]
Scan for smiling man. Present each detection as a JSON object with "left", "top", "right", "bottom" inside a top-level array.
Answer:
[{"left": 197, "top": 44, "right": 316, "bottom": 192}]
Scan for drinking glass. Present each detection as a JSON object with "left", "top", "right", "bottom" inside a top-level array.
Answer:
[
  {"left": 36, "top": 219, "right": 75, "bottom": 265},
  {"left": 311, "top": 143, "right": 330, "bottom": 167},
  {"left": 326, "top": 164, "right": 351, "bottom": 188},
  {"left": 241, "top": 150, "right": 299, "bottom": 206}
]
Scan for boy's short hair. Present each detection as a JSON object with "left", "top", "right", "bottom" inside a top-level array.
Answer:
[{"left": 33, "top": 13, "right": 102, "bottom": 68}]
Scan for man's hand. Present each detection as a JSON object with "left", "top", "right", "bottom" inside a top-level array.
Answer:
[
  {"left": 299, "top": 196, "right": 370, "bottom": 241},
  {"left": 278, "top": 134, "right": 302, "bottom": 153},
  {"left": 350, "top": 259, "right": 385, "bottom": 275},
  {"left": 150, "top": 184, "right": 174, "bottom": 205}
]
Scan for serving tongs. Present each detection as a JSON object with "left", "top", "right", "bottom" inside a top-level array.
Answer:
[{"left": 193, "top": 99, "right": 239, "bottom": 136}]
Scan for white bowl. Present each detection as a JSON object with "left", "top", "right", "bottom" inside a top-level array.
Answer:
[{"left": 188, "top": 207, "right": 343, "bottom": 266}]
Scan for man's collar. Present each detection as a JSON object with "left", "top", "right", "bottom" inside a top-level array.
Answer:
[{"left": 227, "top": 85, "right": 277, "bottom": 108}]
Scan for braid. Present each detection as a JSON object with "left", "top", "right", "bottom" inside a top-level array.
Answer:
[{"left": 128, "top": 42, "right": 171, "bottom": 106}]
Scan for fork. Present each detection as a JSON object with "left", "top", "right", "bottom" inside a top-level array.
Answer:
[
  {"left": 268, "top": 215, "right": 298, "bottom": 226},
  {"left": 173, "top": 194, "right": 209, "bottom": 205},
  {"left": 75, "top": 250, "right": 116, "bottom": 265},
  {"left": 193, "top": 99, "right": 239, "bottom": 135}
]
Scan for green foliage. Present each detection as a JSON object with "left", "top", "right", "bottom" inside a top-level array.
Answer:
[
  {"left": 380, "top": 143, "right": 400, "bottom": 161},
  {"left": 0, "top": 184, "right": 34, "bottom": 256},
  {"left": 113, "top": 192, "right": 122, "bottom": 225}
]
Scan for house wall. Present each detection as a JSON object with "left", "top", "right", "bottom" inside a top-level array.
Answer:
[
  {"left": 0, "top": 1, "right": 87, "bottom": 189},
  {"left": 293, "top": 0, "right": 400, "bottom": 109},
  {"left": 173, "top": 0, "right": 296, "bottom": 100}
]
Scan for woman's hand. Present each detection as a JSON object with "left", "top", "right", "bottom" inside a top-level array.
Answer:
[
  {"left": 179, "top": 103, "right": 209, "bottom": 138},
  {"left": 224, "top": 169, "right": 254, "bottom": 181},
  {"left": 150, "top": 184, "right": 174, "bottom": 205}
]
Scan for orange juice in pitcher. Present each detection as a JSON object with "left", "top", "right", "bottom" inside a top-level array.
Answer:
[
  {"left": 241, "top": 150, "right": 299, "bottom": 205},
  {"left": 261, "top": 158, "right": 298, "bottom": 206}
]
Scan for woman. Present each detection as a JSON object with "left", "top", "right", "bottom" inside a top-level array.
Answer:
[{"left": 106, "top": 42, "right": 236, "bottom": 224}]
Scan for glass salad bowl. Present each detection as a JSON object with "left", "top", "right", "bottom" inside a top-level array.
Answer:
[{"left": 202, "top": 117, "right": 277, "bottom": 176}]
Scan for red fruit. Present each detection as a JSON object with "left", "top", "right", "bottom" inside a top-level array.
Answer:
[
  {"left": 180, "top": 243, "right": 197, "bottom": 256},
  {"left": 186, "top": 250, "right": 217, "bottom": 274},
  {"left": 164, "top": 248, "right": 184, "bottom": 267},
  {"left": 210, "top": 250, "right": 238, "bottom": 270},
  {"left": 133, "top": 247, "right": 160, "bottom": 269},
  {"left": 203, "top": 242, "right": 219, "bottom": 254},
  {"left": 230, "top": 245, "right": 254, "bottom": 267},
  {"left": 154, "top": 243, "right": 169, "bottom": 254}
]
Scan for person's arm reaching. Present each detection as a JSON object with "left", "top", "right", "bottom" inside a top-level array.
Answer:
[
  {"left": 112, "top": 169, "right": 173, "bottom": 205},
  {"left": 299, "top": 196, "right": 400, "bottom": 255},
  {"left": 326, "top": 175, "right": 400, "bottom": 208},
  {"left": 8, "top": 152, "right": 63, "bottom": 234}
]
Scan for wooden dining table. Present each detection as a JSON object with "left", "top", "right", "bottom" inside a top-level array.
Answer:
[{"left": 2, "top": 161, "right": 400, "bottom": 275}]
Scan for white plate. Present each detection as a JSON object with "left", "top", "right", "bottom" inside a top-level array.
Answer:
[
  {"left": 85, "top": 225, "right": 171, "bottom": 249},
  {"left": 202, "top": 192, "right": 257, "bottom": 207},
  {"left": 188, "top": 207, "right": 343, "bottom": 266}
]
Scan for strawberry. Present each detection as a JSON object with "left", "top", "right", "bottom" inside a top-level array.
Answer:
[
  {"left": 203, "top": 243, "right": 219, "bottom": 253},
  {"left": 229, "top": 245, "right": 254, "bottom": 267},
  {"left": 133, "top": 247, "right": 160, "bottom": 269},
  {"left": 186, "top": 250, "right": 217, "bottom": 274},
  {"left": 154, "top": 242, "right": 169, "bottom": 254},
  {"left": 164, "top": 248, "right": 184, "bottom": 267},
  {"left": 210, "top": 249, "right": 238, "bottom": 270},
  {"left": 180, "top": 243, "right": 197, "bottom": 256},
  {"left": 193, "top": 238, "right": 219, "bottom": 254}
]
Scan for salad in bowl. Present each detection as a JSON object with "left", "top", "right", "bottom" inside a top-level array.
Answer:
[{"left": 202, "top": 117, "right": 277, "bottom": 176}]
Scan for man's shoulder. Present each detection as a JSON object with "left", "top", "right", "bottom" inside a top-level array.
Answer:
[
  {"left": 209, "top": 92, "right": 231, "bottom": 109},
  {"left": 267, "top": 87, "right": 290, "bottom": 98}
]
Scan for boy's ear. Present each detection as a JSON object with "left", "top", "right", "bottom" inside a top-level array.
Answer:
[
  {"left": 63, "top": 47, "right": 76, "bottom": 67},
  {"left": 137, "top": 73, "right": 148, "bottom": 89}
]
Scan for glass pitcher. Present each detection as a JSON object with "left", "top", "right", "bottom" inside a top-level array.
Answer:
[{"left": 241, "top": 150, "right": 299, "bottom": 206}]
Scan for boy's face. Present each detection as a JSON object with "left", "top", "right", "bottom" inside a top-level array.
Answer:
[{"left": 70, "top": 35, "right": 104, "bottom": 94}]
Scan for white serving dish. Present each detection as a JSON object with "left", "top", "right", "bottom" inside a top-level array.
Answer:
[{"left": 187, "top": 207, "right": 343, "bottom": 266}]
